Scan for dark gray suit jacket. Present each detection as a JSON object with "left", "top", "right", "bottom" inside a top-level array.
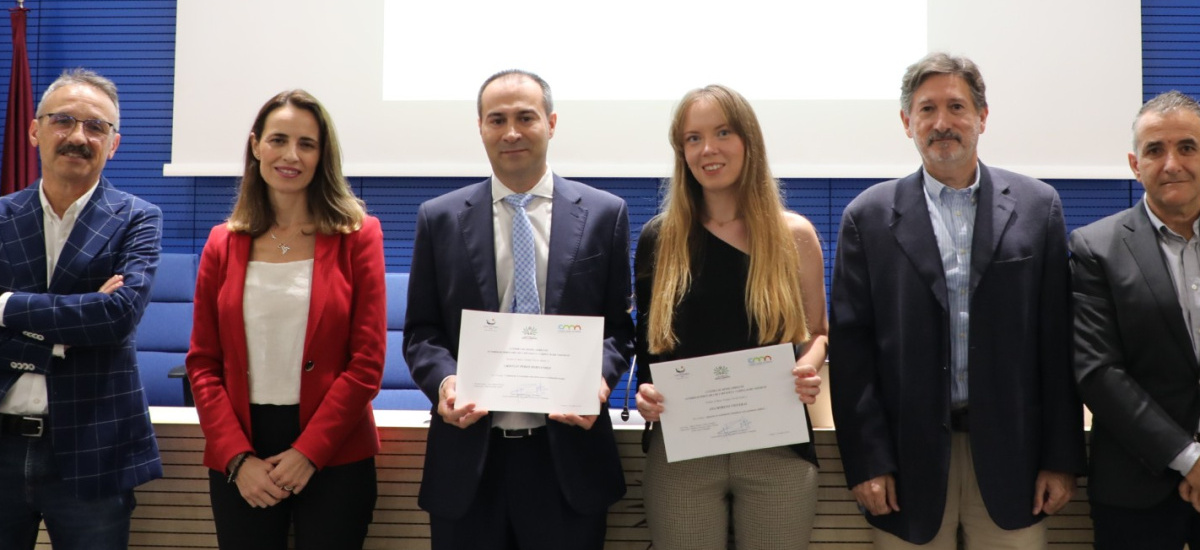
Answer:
[
  {"left": 1071, "top": 199, "right": 1200, "bottom": 507},
  {"left": 830, "top": 164, "right": 1085, "bottom": 544},
  {"left": 403, "top": 175, "right": 634, "bottom": 519}
]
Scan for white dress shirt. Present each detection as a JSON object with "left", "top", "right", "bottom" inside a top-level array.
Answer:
[
  {"left": 489, "top": 168, "right": 553, "bottom": 430},
  {"left": 0, "top": 180, "right": 99, "bottom": 415}
]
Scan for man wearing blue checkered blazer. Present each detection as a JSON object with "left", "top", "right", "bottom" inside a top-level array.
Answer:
[{"left": 0, "top": 69, "right": 162, "bottom": 550}]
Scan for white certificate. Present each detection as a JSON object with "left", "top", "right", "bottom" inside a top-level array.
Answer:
[
  {"left": 456, "top": 309, "right": 604, "bottom": 415},
  {"left": 650, "top": 343, "right": 809, "bottom": 463}
]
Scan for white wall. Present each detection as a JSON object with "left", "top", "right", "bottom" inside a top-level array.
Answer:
[{"left": 168, "top": 0, "right": 1141, "bottom": 180}]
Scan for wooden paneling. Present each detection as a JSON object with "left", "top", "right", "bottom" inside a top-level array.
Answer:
[{"left": 35, "top": 424, "right": 1095, "bottom": 549}]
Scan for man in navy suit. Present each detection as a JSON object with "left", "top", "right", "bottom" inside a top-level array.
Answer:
[
  {"left": 0, "top": 69, "right": 162, "bottom": 549},
  {"left": 829, "top": 53, "right": 1085, "bottom": 548},
  {"left": 404, "top": 70, "right": 634, "bottom": 550},
  {"left": 1072, "top": 90, "right": 1200, "bottom": 549}
]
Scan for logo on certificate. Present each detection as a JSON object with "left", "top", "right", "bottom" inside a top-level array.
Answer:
[
  {"left": 482, "top": 318, "right": 499, "bottom": 332},
  {"left": 713, "top": 365, "right": 730, "bottom": 379},
  {"left": 746, "top": 354, "right": 773, "bottom": 366},
  {"left": 670, "top": 365, "right": 690, "bottom": 380},
  {"left": 521, "top": 325, "right": 538, "bottom": 339},
  {"left": 557, "top": 323, "right": 583, "bottom": 333}
]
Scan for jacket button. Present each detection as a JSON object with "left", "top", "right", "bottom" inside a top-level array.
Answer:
[{"left": 304, "top": 360, "right": 314, "bottom": 372}]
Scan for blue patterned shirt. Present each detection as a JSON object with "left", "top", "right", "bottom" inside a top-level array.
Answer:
[{"left": 922, "top": 166, "right": 980, "bottom": 409}]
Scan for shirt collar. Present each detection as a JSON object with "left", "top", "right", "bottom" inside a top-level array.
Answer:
[
  {"left": 1143, "top": 194, "right": 1200, "bottom": 239},
  {"left": 38, "top": 178, "right": 101, "bottom": 222},
  {"left": 491, "top": 167, "right": 554, "bottom": 204},
  {"left": 921, "top": 162, "right": 981, "bottom": 203}
]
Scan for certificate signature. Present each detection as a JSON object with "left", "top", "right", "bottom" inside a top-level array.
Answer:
[
  {"left": 650, "top": 343, "right": 809, "bottom": 462},
  {"left": 717, "top": 418, "right": 754, "bottom": 437},
  {"left": 506, "top": 383, "right": 549, "bottom": 400}
]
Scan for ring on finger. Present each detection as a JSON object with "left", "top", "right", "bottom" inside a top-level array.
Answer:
[{"left": 283, "top": 485, "right": 294, "bottom": 492}]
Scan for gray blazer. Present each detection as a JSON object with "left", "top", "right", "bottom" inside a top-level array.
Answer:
[{"left": 1071, "top": 199, "right": 1200, "bottom": 507}]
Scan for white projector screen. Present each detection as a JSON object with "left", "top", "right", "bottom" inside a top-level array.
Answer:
[{"left": 167, "top": 0, "right": 1141, "bottom": 179}]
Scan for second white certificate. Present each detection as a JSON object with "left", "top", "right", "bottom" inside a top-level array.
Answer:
[
  {"left": 650, "top": 343, "right": 810, "bottom": 463},
  {"left": 456, "top": 309, "right": 604, "bottom": 415}
]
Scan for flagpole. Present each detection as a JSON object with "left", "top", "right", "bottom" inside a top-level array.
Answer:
[{"left": 1, "top": 1, "right": 36, "bottom": 195}]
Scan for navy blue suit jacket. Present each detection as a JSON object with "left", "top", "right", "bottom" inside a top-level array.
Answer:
[
  {"left": 0, "top": 177, "right": 163, "bottom": 498},
  {"left": 829, "top": 164, "right": 1085, "bottom": 543},
  {"left": 404, "top": 175, "right": 634, "bottom": 519},
  {"left": 1071, "top": 200, "right": 1200, "bottom": 508}
]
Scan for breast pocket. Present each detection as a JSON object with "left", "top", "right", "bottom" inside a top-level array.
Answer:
[{"left": 569, "top": 253, "right": 605, "bottom": 276}]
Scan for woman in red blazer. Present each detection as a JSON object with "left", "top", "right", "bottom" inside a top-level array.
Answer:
[{"left": 186, "top": 90, "right": 386, "bottom": 550}]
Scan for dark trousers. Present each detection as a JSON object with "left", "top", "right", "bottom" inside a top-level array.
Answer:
[
  {"left": 429, "top": 429, "right": 607, "bottom": 550},
  {"left": 208, "top": 404, "right": 377, "bottom": 550},
  {"left": 0, "top": 432, "right": 135, "bottom": 550},
  {"left": 1091, "top": 491, "right": 1200, "bottom": 550}
]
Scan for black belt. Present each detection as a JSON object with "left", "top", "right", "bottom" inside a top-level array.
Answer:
[
  {"left": 0, "top": 414, "right": 45, "bottom": 437},
  {"left": 950, "top": 408, "right": 969, "bottom": 433},
  {"left": 494, "top": 427, "right": 545, "bottom": 439}
]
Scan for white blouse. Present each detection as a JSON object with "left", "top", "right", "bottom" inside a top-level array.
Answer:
[{"left": 243, "top": 259, "right": 313, "bottom": 405}]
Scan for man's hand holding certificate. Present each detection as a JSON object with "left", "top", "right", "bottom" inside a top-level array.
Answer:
[
  {"left": 649, "top": 343, "right": 810, "bottom": 462},
  {"left": 456, "top": 309, "right": 604, "bottom": 415}
]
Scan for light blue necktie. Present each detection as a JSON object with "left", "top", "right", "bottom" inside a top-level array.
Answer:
[{"left": 504, "top": 193, "right": 540, "bottom": 314}]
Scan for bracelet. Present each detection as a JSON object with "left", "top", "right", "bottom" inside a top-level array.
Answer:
[{"left": 226, "top": 452, "right": 251, "bottom": 484}]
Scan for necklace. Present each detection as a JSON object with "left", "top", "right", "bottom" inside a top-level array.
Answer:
[{"left": 269, "top": 226, "right": 303, "bottom": 255}]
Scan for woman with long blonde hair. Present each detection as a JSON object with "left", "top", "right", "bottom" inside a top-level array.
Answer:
[{"left": 634, "top": 85, "right": 828, "bottom": 548}]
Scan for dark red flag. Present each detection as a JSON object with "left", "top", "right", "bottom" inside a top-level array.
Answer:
[{"left": 2, "top": 6, "right": 36, "bottom": 195}]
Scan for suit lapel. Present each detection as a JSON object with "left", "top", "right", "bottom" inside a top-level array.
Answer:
[
  {"left": 225, "top": 231, "right": 253, "bottom": 374},
  {"left": 968, "top": 164, "right": 1015, "bottom": 294},
  {"left": 1123, "top": 202, "right": 1199, "bottom": 370},
  {"left": 0, "top": 184, "right": 48, "bottom": 292},
  {"left": 890, "top": 170, "right": 948, "bottom": 311},
  {"left": 304, "top": 232, "right": 336, "bottom": 355},
  {"left": 544, "top": 175, "right": 585, "bottom": 315},
  {"left": 51, "top": 178, "right": 125, "bottom": 293},
  {"left": 459, "top": 180, "right": 500, "bottom": 312}
]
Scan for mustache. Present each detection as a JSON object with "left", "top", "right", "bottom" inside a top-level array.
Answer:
[
  {"left": 926, "top": 130, "right": 961, "bottom": 145},
  {"left": 56, "top": 143, "right": 93, "bottom": 159}
]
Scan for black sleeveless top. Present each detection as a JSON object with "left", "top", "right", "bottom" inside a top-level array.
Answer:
[{"left": 634, "top": 221, "right": 817, "bottom": 464}]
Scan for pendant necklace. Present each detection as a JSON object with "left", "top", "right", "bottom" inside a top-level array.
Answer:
[{"left": 270, "top": 225, "right": 302, "bottom": 255}]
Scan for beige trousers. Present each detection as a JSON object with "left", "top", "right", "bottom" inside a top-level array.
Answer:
[
  {"left": 873, "top": 433, "right": 1046, "bottom": 550},
  {"left": 642, "top": 429, "right": 818, "bottom": 550}
]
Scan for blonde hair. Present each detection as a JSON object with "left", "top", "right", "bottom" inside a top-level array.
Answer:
[
  {"left": 227, "top": 89, "right": 365, "bottom": 236},
  {"left": 645, "top": 85, "right": 809, "bottom": 355}
]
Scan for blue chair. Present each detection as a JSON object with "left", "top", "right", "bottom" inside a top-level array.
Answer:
[
  {"left": 372, "top": 273, "right": 432, "bottom": 410},
  {"left": 137, "top": 253, "right": 198, "bottom": 406}
]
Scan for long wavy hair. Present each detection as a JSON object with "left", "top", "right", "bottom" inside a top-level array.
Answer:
[
  {"left": 644, "top": 84, "right": 809, "bottom": 354},
  {"left": 227, "top": 89, "right": 365, "bottom": 236}
]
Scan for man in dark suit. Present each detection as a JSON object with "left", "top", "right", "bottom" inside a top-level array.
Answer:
[
  {"left": 1072, "top": 90, "right": 1200, "bottom": 549},
  {"left": 0, "top": 68, "right": 162, "bottom": 550},
  {"left": 829, "top": 52, "right": 1085, "bottom": 548},
  {"left": 403, "top": 70, "right": 634, "bottom": 550}
]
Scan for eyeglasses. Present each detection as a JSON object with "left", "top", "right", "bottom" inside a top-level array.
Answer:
[{"left": 39, "top": 113, "right": 116, "bottom": 138}]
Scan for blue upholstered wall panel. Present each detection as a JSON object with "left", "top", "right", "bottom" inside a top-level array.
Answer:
[{"left": 0, "top": 0, "right": 1195, "bottom": 406}]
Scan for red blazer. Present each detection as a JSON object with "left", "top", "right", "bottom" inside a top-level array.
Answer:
[{"left": 186, "top": 216, "right": 386, "bottom": 473}]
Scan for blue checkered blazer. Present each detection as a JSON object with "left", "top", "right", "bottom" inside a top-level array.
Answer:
[{"left": 0, "top": 177, "right": 163, "bottom": 499}]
